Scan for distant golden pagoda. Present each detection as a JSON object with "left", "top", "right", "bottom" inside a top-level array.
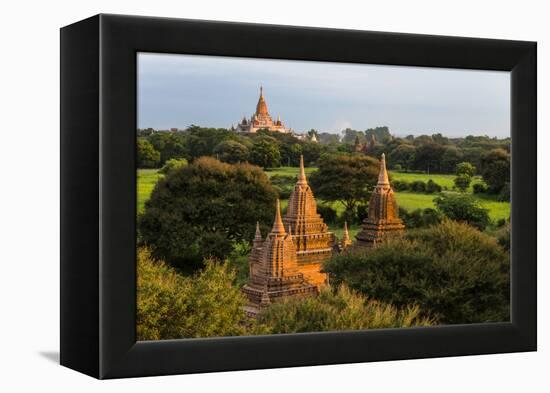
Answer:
[
  {"left": 242, "top": 199, "right": 318, "bottom": 316},
  {"left": 354, "top": 153, "right": 405, "bottom": 248},
  {"left": 236, "top": 86, "right": 292, "bottom": 133},
  {"left": 283, "top": 156, "right": 335, "bottom": 286}
]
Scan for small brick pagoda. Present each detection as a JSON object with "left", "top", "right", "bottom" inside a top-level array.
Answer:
[
  {"left": 283, "top": 155, "right": 335, "bottom": 286},
  {"left": 242, "top": 199, "right": 318, "bottom": 316},
  {"left": 354, "top": 153, "right": 405, "bottom": 248}
]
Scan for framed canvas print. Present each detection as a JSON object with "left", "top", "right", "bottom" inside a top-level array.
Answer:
[{"left": 60, "top": 14, "right": 536, "bottom": 379}]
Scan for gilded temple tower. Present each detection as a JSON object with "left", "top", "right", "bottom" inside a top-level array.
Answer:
[
  {"left": 283, "top": 155, "right": 335, "bottom": 286},
  {"left": 354, "top": 153, "right": 405, "bottom": 248},
  {"left": 242, "top": 199, "right": 318, "bottom": 316}
]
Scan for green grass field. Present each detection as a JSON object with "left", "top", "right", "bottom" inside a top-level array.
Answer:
[
  {"left": 137, "top": 167, "right": 510, "bottom": 223},
  {"left": 137, "top": 169, "right": 163, "bottom": 214}
]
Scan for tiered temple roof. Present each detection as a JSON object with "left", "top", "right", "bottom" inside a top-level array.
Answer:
[
  {"left": 283, "top": 155, "right": 335, "bottom": 286},
  {"left": 242, "top": 199, "right": 318, "bottom": 316},
  {"left": 354, "top": 153, "right": 405, "bottom": 248},
  {"left": 235, "top": 87, "right": 291, "bottom": 134}
]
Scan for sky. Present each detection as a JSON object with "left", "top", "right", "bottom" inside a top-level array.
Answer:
[{"left": 137, "top": 52, "right": 510, "bottom": 138}]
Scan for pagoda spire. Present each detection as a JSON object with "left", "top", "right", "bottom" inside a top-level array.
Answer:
[
  {"left": 254, "top": 221, "right": 262, "bottom": 241},
  {"left": 342, "top": 221, "right": 350, "bottom": 242},
  {"left": 378, "top": 153, "right": 390, "bottom": 186},
  {"left": 297, "top": 155, "right": 307, "bottom": 185},
  {"left": 271, "top": 199, "right": 286, "bottom": 234}
]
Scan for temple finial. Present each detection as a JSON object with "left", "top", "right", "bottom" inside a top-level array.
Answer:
[
  {"left": 254, "top": 221, "right": 262, "bottom": 241},
  {"left": 260, "top": 85, "right": 263, "bottom": 97},
  {"left": 343, "top": 221, "right": 350, "bottom": 241},
  {"left": 378, "top": 153, "right": 390, "bottom": 186},
  {"left": 297, "top": 155, "right": 307, "bottom": 185},
  {"left": 271, "top": 199, "right": 286, "bottom": 234}
]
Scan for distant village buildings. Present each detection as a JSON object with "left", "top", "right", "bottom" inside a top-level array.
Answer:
[{"left": 242, "top": 153, "right": 404, "bottom": 315}]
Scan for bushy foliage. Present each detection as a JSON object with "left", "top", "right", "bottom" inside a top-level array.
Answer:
[
  {"left": 498, "top": 182, "right": 511, "bottom": 202},
  {"left": 249, "top": 139, "right": 281, "bottom": 168},
  {"left": 480, "top": 148, "right": 510, "bottom": 193},
  {"left": 137, "top": 138, "right": 161, "bottom": 168},
  {"left": 399, "top": 207, "right": 442, "bottom": 229},
  {"left": 456, "top": 162, "right": 476, "bottom": 177},
  {"left": 410, "top": 180, "right": 426, "bottom": 193},
  {"left": 454, "top": 173, "right": 472, "bottom": 192},
  {"left": 309, "top": 154, "right": 378, "bottom": 213},
  {"left": 317, "top": 205, "right": 338, "bottom": 224},
  {"left": 139, "top": 157, "right": 278, "bottom": 271},
  {"left": 256, "top": 285, "right": 433, "bottom": 334},
  {"left": 434, "top": 194, "right": 490, "bottom": 230},
  {"left": 136, "top": 248, "right": 250, "bottom": 340},
  {"left": 213, "top": 140, "right": 250, "bottom": 163},
  {"left": 472, "top": 183, "right": 488, "bottom": 194},
  {"left": 324, "top": 220, "right": 510, "bottom": 324},
  {"left": 159, "top": 158, "right": 188, "bottom": 174},
  {"left": 392, "top": 180, "right": 410, "bottom": 192},
  {"left": 425, "top": 179, "right": 442, "bottom": 194}
]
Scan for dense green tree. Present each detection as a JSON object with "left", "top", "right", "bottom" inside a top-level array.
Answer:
[
  {"left": 414, "top": 142, "right": 445, "bottom": 172},
  {"left": 440, "top": 146, "right": 463, "bottom": 173},
  {"left": 388, "top": 144, "right": 416, "bottom": 170},
  {"left": 309, "top": 154, "right": 379, "bottom": 213},
  {"left": 456, "top": 161, "right": 476, "bottom": 177},
  {"left": 249, "top": 139, "right": 282, "bottom": 168},
  {"left": 324, "top": 220, "right": 510, "bottom": 324},
  {"left": 480, "top": 148, "right": 510, "bottom": 193},
  {"left": 213, "top": 140, "right": 249, "bottom": 163},
  {"left": 257, "top": 285, "right": 433, "bottom": 333},
  {"left": 136, "top": 248, "right": 252, "bottom": 340},
  {"left": 184, "top": 126, "right": 232, "bottom": 159},
  {"left": 139, "top": 157, "right": 278, "bottom": 270},
  {"left": 301, "top": 141, "right": 323, "bottom": 165},
  {"left": 279, "top": 143, "right": 302, "bottom": 166},
  {"left": 434, "top": 194, "right": 490, "bottom": 230},
  {"left": 137, "top": 138, "right": 161, "bottom": 168}
]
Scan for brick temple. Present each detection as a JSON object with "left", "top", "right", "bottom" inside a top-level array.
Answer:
[
  {"left": 243, "top": 153, "right": 405, "bottom": 315},
  {"left": 242, "top": 199, "right": 318, "bottom": 316},
  {"left": 353, "top": 153, "right": 405, "bottom": 248},
  {"left": 234, "top": 86, "right": 291, "bottom": 134},
  {"left": 283, "top": 155, "right": 335, "bottom": 286}
]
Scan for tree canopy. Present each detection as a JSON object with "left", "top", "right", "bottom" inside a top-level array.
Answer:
[
  {"left": 323, "top": 220, "right": 510, "bottom": 324},
  {"left": 139, "top": 157, "right": 278, "bottom": 271},
  {"left": 309, "top": 154, "right": 379, "bottom": 213}
]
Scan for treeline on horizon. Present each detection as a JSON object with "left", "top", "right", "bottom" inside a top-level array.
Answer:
[{"left": 137, "top": 124, "right": 510, "bottom": 175}]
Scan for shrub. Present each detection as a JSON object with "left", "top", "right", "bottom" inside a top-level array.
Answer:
[
  {"left": 317, "top": 205, "right": 338, "bottom": 224},
  {"left": 393, "top": 164, "right": 403, "bottom": 171},
  {"left": 256, "top": 285, "right": 433, "bottom": 334},
  {"left": 425, "top": 179, "right": 442, "bottom": 194},
  {"left": 481, "top": 148, "right": 510, "bottom": 193},
  {"left": 454, "top": 173, "right": 472, "bottom": 192},
  {"left": 392, "top": 180, "right": 410, "bottom": 192},
  {"left": 159, "top": 158, "right": 188, "bottom": 174},
  {"left": 136, "top": 248, "right": 250, "bottom": 340},
  {"left": 410, "top": 180, "right": 426, "bottom": 193},
  {"left": 139, "top": 157, "right": 278, "bottom": 271},
  {"left": 400, "top": 207, "right": 442, "bottom": 229},
  {"left": 494, "top": 223, "right": 510, "bottom": 251},
  {"left": 434, "top": 194, "right": 490, "bottom": 230},
  {"left": 324, "top": 220, "right": 510, "bottom": 324},
  {"left": 472, "top": 183, "right": 488, "bottom": 194}
]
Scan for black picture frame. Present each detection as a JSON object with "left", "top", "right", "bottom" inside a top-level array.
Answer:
[{"left": 60, "top": 14, "right": 536, "bottom": 379}]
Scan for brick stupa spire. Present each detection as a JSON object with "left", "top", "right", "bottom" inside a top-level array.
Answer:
[
  {"left": 243, "top": 199, "right": 318, "bottom": 316},
  {"left": 354, "top": 153, "right": 405, "bottom": 248},
  {"left": 283, "top": 155, "right": 335, "bottom": 286}
]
